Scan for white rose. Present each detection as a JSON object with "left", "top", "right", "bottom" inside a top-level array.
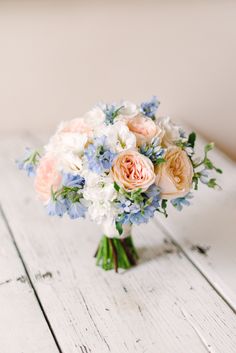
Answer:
[
  {"left": 157, "top": 116, "right": 181, "bottom": 147},
  {"left": 45, "top": 132, "right": 87, "bottom": 172},
  {"left": 84, "top": 107, "right": 105, "bottom": 129}
]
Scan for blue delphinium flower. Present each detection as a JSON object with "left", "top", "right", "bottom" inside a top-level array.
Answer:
[
  {"left": 171, "top": 192, "right": 193, "bottom": 211},
  {"left": 103, "top": 104, "right": 117, "bottom": 125},
  {"left": 66, "top": 200, "right": 87, "bottom": 219},
  {"left": 139, "top": 137, "right": 165, "bottom": 165},
  {"left": 102, "top": 103, "right": 124, "bottom": 125},
  {"left": 116, "top": 185, "right": 161, "bottom": 225},
  {"left": 140, "top": 96, "right": 160, "bottom": 120},
  {"left": 46, "top": 199, "right": 67, "bottom": 217},
  {"left": 16, "top": 147, "right": 40, "bottom": 177},
  {"left": 84, "top": 136, "right": 116, "bottom": 174},
  {"left": 62, "top": 173, "right": 85, "bottom": 188}
]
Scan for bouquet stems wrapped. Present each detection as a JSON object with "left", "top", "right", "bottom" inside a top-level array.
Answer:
[{"left": 95, "top": 235, "right": 138, "bottom": 272}]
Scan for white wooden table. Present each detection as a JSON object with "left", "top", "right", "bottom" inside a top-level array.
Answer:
[{"left": 0, "top": 132, "right": 236, "bottom": 353}]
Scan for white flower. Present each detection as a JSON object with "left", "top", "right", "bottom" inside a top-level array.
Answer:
[
  {"left": 157, "top": 116, "right": 181, "bottom": 147},
  {"left": 81, "top": 171, "right": 118, "bottom": 224},
  {"left": 96, "top": 121, "right": 136, "bottom": 152},
  {"left": 120, "top": 101, "right": 138, "bottom": 117},
  {"left": 83, "top": 107, "right": 105, "bottom": 129},
  {"left": 45, "top": 132, "right": 87, "bottom": 172}
]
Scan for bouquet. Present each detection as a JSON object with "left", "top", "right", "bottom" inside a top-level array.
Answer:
[{"left": 17, "top": 97, "right": 222, "bottom": 272}]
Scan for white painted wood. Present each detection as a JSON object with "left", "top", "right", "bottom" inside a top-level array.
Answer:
[
  {"left": 0, "top": 132, "right": 236, "bottom": 353},
  {"left": 0, "top": 207, "right": 59, "bottom": 353},
  {"left": 156, "top": 133, "right": 236, "bottom": 310}
]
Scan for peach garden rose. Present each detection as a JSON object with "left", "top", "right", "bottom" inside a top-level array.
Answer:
[
  {"left": 155, "top": 146, "right": 194, "bottom": 199},
  {"left": 112, "top": 150, "right": 156, "bottom": 192},
  {"left": 127, "top": 115, "right": 163, "bottom": 146},
  {"left": 34, "top": 154, "right": 62, "bottom": 202}
]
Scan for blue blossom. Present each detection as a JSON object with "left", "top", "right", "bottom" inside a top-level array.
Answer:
[
  {"left": 62, "top": 173, "right": 85, "bottom": 188},
  {"left": 139, "top": 137, "right": 165, "bottom": 165},
  {"left": 16, "top": 147, "right": 40, "bottom": 177},
  {"left": 199, "top": 169, "right": 210, "bottom": 184},
  {"left": 116, "top": 185, "right": 161, "bottom": 225},
  {"left": 171, "top": 193, "right": 193, "bottom": 211},
  {"left": 179, "top": 128, "right": 187, "bottom": 139},
  {"left": 103, "top": 104, "right": 119, "bottom": 125},
  {"left": 84, "top": 136, "right": 116, "bottom": 174},
  {"left": 46, "top": 199, "right": 67, "bottom": 217},
  {"left": 140, "top": 96, "right": 160, "bottom": 119},
  {"left": 66, "top": 201, "right": 87, "bottom": 219}
]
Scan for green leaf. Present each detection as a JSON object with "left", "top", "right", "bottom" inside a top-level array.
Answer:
[
  {"left": 112, "top": 105, "right": 124, "bottom": 119},
  {"left": 161, "top": 199, "right": 167, "bottom": 209},
  {"left": 207, "top": 178, "right": 217, "bottom": 188},
  {"left": 155, "top": 158, "right": 166, "bottom": 165},
  {"left": 115, "top": 222, "right": 123, "bottom": 236},
  {"left": 215, "top": 167, "right": 223, "bottom": 174},
  {"left": 114, "top": 182, "right": 120, "bottom": 192},
  {"left": 161, "top": 199, "right": 168, "bottom": 218},
  {"left": 188, "top": 132, "right": 196, "bottom": 148},
  {"left": 204, "top": 158, "right": 214, "bottom": 169},
  {"left": 204, "top": 142, "right": 214, "bottom": 153},
  {"left": 192, "top": 175, "right": 199, "bottom": 190}
]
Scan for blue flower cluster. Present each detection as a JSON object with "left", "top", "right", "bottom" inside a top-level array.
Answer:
[
  {"left": 171, "top": 192, "right": 193, "bottom": 211},
  {"left": 139, "top": 137, "right": 165, "bottom": 165},
  {"left": 140, "top": 96, "right": 160, "bottom": 119},
  {"left": 103, "top": 104, "right": 119, "bottom": 125},
  {"left": 46, "top": 173, "right": 87, "bottom": 219},
  {"left": 116, "top": 185, "right": 161, "bottom": 225},
  {"left": 84, "top": 136, "right": 116, "bottom": 174},
  {"left": 62, "top": 173, "right": 85, "bottom": 188},
  {"left": 16, "top": 147, "right": 40, "bottom": 177}
]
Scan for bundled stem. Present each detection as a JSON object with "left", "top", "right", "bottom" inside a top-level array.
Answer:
[{"left": 95, "top": 235, "right": 138, "bottom": 272}]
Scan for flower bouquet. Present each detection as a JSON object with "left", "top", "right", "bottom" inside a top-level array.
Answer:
[{"left": 17, "top": 97, "right": 222, "bottom": 272}]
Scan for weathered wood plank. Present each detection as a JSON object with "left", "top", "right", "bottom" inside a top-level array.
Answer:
[
  {"left": 156, "top": 133, "right": 236, "bottom": 310},
  {"left": 0, "top": 133, "right": 236, "bottom": 353},
  {"left": 0, "top": 206, "right": 59, "bottom": 353}
]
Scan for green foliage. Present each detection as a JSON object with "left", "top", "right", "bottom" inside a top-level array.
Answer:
[
  {"left": 157, "top": 199, "right": 168, "bottom": 218},
  {"left": 207, "top": 178, "right": 220, "bottom": 189},
  {"left": 187, "top": 132, "right": 196, "bottom": 148},
  {"left": 25, "top": 150, "right": 41, "bottom": 166},
  {"left": 192, "top": 141, "right": 222, "bottom": 190},
  {"left": 155, "top": 158, "right": 166, "bottom": 165},
  {"left": 115, "top": 221, "right": 123, "bottom": 236},
  {"left": 113, "top": 182, "right": 120, "bottom": 192}
]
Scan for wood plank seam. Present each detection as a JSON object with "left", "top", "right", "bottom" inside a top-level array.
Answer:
[
  {"left": 153, "top": 217, "right": 236, "bottom": 315},
  {"left": 0, "top": 204, "right": 63, "bottom": 353}
]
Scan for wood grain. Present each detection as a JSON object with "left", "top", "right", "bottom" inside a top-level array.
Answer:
[
  {"left": 0, "top": 133, "right": 235, "bottom": 353},
  {"left": 0, "top": 203, "right": 59, "bottom": 353}
]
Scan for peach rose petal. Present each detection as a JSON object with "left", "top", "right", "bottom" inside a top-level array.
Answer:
[
  {"left": 34, "top": 155, "right": 62, "bottom": 202},
  {"left": 155, "top": 146, "right": 193, "bottom": 199},
  {"left": 112, "top": 150, "right": 155, "bottom": 192}
]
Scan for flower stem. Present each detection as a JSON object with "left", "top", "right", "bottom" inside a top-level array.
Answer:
[{"left": 95, "top": 235, "right": 138, "bottom": 272}]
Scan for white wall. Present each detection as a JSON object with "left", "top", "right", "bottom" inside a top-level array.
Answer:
[{"left": 0, "top": 1, "right": 235, "bottom": 160}]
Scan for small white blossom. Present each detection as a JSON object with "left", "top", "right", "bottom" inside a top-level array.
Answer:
[
  {"left": 157, "top": 116, "right": 181, "bottom": 147},
  {"left": 96, "top": 121, "right": 136, "bottom": 152}
]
